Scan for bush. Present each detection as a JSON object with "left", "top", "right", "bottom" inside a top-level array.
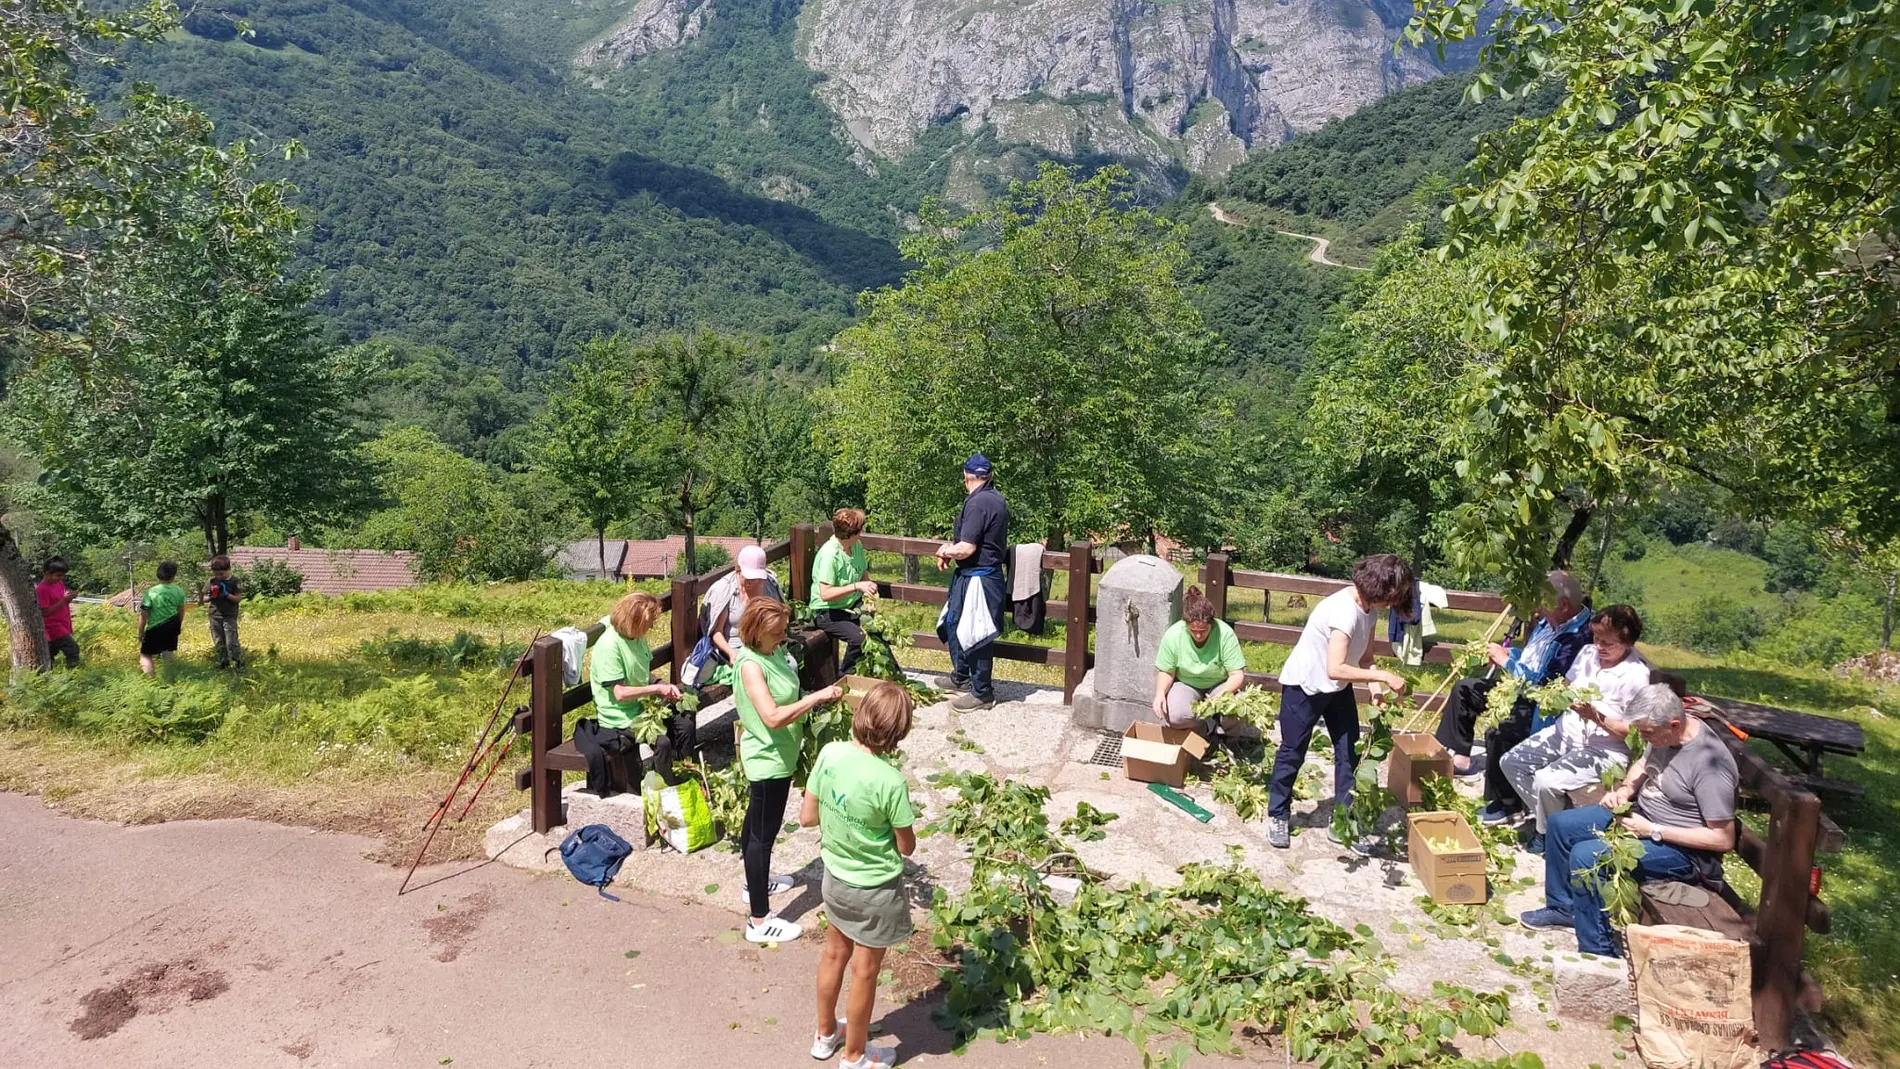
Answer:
[
  {"left": 235, "top": 557, "right": 305, "bottom": 598},
  {"left": 1651, "top": 596, "right": 1773, "bottom": 655},
  {"left": 3, "top": 670, "right": 227, "bottom": 742},
  {"left": 358, "top": 629, "right": 509, "bottom": 671},
  {"left": 673, "top": 542, "right": 731, "bottom": 578}
]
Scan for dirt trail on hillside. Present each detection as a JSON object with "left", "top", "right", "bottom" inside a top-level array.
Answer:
[{"left": 1207, "top": 201, "right": 1369, "bottom": 271}]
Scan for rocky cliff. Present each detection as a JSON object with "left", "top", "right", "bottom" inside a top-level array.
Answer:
[
  {"left": 794, "top": 0, "right": 1446, "bottom": 176},
  {"left": 577, "top": 0, "right": 716, "bottom": 69}
]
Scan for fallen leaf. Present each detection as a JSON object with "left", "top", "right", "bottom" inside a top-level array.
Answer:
[
  {"left": 704, "top": 883, "right": 720, "bottom": 895},
  {"left": 624, "top": 950, "right": 641, "bottom": 959}
]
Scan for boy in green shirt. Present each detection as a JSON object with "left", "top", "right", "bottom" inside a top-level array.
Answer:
[
  {"left": 138, "top": 561, "right": 189, "bottom": 677},
  {"left": 800, "top": 681, "right": 916, "bottom": 1069},
  {"left": 810, "top": 507, "right": 877, "bottom": 673}
]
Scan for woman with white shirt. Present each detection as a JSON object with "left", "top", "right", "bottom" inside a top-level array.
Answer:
[{"left": 1494, "top": 604, "right": 1651, "bottom": 854}]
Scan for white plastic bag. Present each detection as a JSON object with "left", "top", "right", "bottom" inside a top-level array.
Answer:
[{"left": 955, "top": 576, "right": 999, "bottom": 652}]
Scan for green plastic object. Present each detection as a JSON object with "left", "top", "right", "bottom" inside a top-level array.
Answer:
[{"left": 1147, "top": 782, "right": 1213, "bottom": 823}]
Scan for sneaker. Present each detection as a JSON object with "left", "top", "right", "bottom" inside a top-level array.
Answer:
[
  {"left": 1479, "top": 802, "right": 1521, "bottom": 826},
  {"left": 1267, "top": 818, "right": 1291, "bottom": 849},
  {"left": 1518, "top": 907, "right": 1574, "bottom": 932},
  {"left": 945, "top": 676, "right": 970, "bottom": 696},
  {"left": 745, "top": 915, "right": 803, "bottom": 943},
  {"left": 810, "top": 1019, "right": 846, "bottom": 1060},
  {"left": 1327, "top": 827, "right": 1377, "bottom": 857},
  {"left": 739, "top": 874, "right": 795, "bottom": 904},
  {"left": 1525, "top": 832, "right": 1546, "bottom": 856},
  {"left": 1454, "top": 755, "right": 1485, "bottom": 779},
  {"left": 840, "top": 1047, "right": 896, "bottom": 1069},
  {"left": 950, "top": 692, "right": 994, "bottom": 712}
]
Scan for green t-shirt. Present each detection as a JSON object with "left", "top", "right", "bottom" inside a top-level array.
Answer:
[
  {"left": 808, "top": 537, "right": 869, "bottom": 612},
  {"left": 735, "top": 646, "right": 805, "bottom": 781},
  {"left": 1155, "top": 619, "right": 1245, "bottom": 690},
  {"left": 140, "top": 583, "right": 187, "bottom": 628},
  {"left": 589, "top": 623, "right": 651, "bottom": 731},
  {"left": 808, "top": 740, "right": 914, "bottom": 888}
]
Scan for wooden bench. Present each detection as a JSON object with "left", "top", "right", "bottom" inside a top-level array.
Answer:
[
  {"left": 1697, "top": 696, "right": 1866, "bottom": 796},
  {"left": 1636, "top": 713, "right": 1832, "bottom": 1053}
]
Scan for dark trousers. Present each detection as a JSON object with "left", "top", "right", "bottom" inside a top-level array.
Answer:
[
  {"left": 1268, "top": 685, "right": 1360, "bottom": 821},
  {"left": 743, "top": 776, "right": 793, "bottom": 918},
  {"left": 942, "top": 569, "right": 1005, "bottom": 699},
  {"left": 1546, "top": 805, "right": 1702, "bottom": 956},
  {"left": 48, "top": 634, "right": 81, "bottom": 668},
  {"left": 814, "top": 609, "right": 865, "bottom": 674},
  {"left": 1483, "top": 703, "right": 1538, "bottom": 811},
  {"left": 571, "top": 718, "right": 638, "bottom": 797},
  {"left": 1433, "top": 676, "right": 1499, "bottom": 755}
]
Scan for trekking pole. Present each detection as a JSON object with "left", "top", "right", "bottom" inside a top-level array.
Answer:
[
  {"left": 418, "top": 629, "right": 541, "bottom": 831},
  {"left": 454, "top": 705, "right": 529, "bottom": 822},
  {"left": 1400, "top": 608, "right": 1512, "bottom": 734}
]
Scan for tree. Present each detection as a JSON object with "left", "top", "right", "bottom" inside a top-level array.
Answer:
[
  {"left": 356, "top": 427, "right": 555, "bottom": 582},
  {"left": 534, "top": 337, "right": 648, "bottom": 577},
  {"left": 723, "top": 382, "right": 811, "bottom": 543},
  {"left": 636, "top": 330, "right": 741, "bottom": 575},
  {"left": 822, "top": 164, "right": 1223, "bottom": 547},
  {"left": 1401, "top": 0, "right": 1900, "bottom": 606}
]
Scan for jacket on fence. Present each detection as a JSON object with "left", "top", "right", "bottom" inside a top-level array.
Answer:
[{"left": 1006, "top": 543, "right": 1047, "bottom": 635}]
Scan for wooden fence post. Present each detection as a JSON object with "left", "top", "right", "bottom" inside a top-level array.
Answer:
[
  {"left": 1064, "top": 540, "right": 1091, "bottom": 702},
  {"left": 790, "top": 522, "right": 816, "bottom": 606},
  {"left": 529, "top": 635, "right": 564, "bottom": 834},
  {"left": 1204, "top": 552, "right": 1230, "bottom": 623},
  {"left": 670, "top": 578, "right": 695, "bottom": 686},
  {"left": 1755, "top": 788, "right": 1821, "bottom": 1052}
]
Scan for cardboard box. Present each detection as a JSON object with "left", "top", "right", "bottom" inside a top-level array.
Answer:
[
  {"left": 1407, "top": 810, "right": 1488, "bottom": 905},
  {"left": 1121, "top": 722, "right": 1211, "bottom": 787},
  {"left": 1386, "top": 731, "right": 1454, "bottom": 806}
]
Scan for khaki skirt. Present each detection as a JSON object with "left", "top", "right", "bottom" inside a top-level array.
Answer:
[{"left": 822, "top": 870, "right": 912, "bottom": 948}]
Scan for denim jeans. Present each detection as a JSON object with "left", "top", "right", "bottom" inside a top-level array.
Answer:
[
  {"left": 1268, "top": 685, "right": 1360, "bottom": 822},
  {"left": 941, "top": 569, "right": 1005, "bottom": 700},
  {"left": 1545, "top": 805, "right": 1701, "bottom": 956}
]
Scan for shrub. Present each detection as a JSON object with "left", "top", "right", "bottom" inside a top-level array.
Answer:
[
  {"left": 235, "top": 557, "right": 305, "bottom": 598},
  {"left": 1651, "top": 596, "right": 1772, "bottom": 655},
  {"left": 358, "top": 629, "right": 498, "bottom": 671},
  {"left": 673, "top": 542, "right": 731, "bottom": 578}
]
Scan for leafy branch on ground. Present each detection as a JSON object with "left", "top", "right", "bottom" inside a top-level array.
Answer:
[
  {"left": 925, "top": 771, "right": 1540, "bottom": 1068},
  {"left": 1191, "top": 687, "right": 1278, "bottom": 732},
  {"left": 857, "top": 611, "right": 942, "bottom": 704},
  {"left": 1058, "top": 801, "right": 1119, "bottom": 842}
]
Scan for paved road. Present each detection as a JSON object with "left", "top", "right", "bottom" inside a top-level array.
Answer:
[
  {"left": 1207, "top": 202, "right": 1368, "bottom": 271},
  {"left": 0, "top": 794, "right": 1180, "bottom": 1069}
]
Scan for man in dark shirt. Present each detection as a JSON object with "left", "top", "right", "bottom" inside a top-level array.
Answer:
[{"left": 936, "top": 454, "right": 1010, "bottom": 711}]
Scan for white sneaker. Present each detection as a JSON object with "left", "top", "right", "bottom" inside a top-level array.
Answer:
[
  {"left": 744, "top": 914, "right": 802, "bottom": 943},
  {"left": 739, "top": 874, "right": 795, "bottom": 904},
  {"left": 811, "top": 1019, "right": 846, "bottom": 1060},
  {"left": 840, "top": 1047, "right": 895, "bottom": 1069}
]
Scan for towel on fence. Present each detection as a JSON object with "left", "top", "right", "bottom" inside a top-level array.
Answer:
[
  {"left": 1392, "top": 583, "right": 1449, "bottom": 666},
  {"left": 1007, "top": 543, "right": 1047, "bottom": 635},
  {"left": 552, "top": 626, "right": 589, "bottom": 686}
]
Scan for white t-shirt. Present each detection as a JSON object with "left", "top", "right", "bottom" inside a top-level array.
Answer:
[
  {"left": 1278, "top": 587, "right": 1371, "bottom": 695},
  {"left": 1555, "top": 644, "right": 1652, "bottom": 753}
]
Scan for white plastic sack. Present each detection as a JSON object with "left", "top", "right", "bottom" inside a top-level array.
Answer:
[
  {"left": 551, "top": 626, "right": 588, "bottom": 687},
  {"left": 956, "top": 576, "right": 999, "bottom": 652}
]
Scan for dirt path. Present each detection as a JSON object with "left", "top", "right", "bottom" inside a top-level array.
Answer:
[
  {"left": 1207, "top": 201, "right": 1369, "bottom": 271},
  {"left": 0, "top": 793, "right": 1192, "bottom": 1069}
]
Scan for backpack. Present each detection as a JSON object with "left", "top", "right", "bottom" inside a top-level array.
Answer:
[
  {"left": 1762, "top": 1054, "right": 1852, "bottom": 1069},
  {"left": 550, "top": 824, "right": 632, "bottom": 901}
]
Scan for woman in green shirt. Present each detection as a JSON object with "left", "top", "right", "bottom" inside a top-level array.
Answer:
[
  {"left": 580, "top": 592, "right": 681, "bottom": 797},
  {"left": 735, "top": 597, "right": 843, "bottom": 944},
  {"left": 1150, "top": 586, "right": 1247, "bottom": 732},
  {"left": 810, "top": 508, "right": 878, "bottom": 673}
]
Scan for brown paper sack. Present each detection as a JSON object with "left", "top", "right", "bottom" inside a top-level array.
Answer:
[{"left": 1627, "top": 923, "right": 1755, "bottom": 1069}]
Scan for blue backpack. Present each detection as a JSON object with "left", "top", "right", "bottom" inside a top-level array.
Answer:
[{"left": 552, "top": 824, "right": 632, "bottom": 901}]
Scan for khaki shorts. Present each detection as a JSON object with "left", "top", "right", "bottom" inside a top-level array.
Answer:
[{"left": 822, "top": 870, "right": 912, "bottom": 949}]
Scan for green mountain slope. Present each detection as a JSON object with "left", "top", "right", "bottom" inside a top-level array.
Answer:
[{"left": 119, "top": 0, "right": 912, "bottom": 373}]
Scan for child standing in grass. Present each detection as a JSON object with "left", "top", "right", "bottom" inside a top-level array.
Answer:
[
  {"left": 37, "top": 557, "right": 81, "bottom": 668},
  {"left": 138, "top": 561, "right": 188, "bottom": 676},
  {"left": 801, "top": 681, "right": 916, "bottom": 1068},
  {"left": 204, "top": 554, "right": 243, "bottom": 670}
]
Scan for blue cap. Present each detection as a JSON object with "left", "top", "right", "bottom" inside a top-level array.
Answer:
[{"left": 962, "top": 454, "right": 992, "bottom": 478}]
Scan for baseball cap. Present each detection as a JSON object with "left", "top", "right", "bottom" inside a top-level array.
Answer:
[
  {"left": 962, "top": 454, "right": 992, "bottom": 478},
  {"left": 737, "top": 544, "right": 771, "bottom": 580}
]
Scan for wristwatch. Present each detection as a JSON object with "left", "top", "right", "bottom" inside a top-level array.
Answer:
[{"left": 1649, "top": 826, "right": 1663, "bottom": 843}]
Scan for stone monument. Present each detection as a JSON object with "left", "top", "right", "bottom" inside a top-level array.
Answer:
[{"left": 1072, "top": 553, "right": 1182, "bottom": 731}]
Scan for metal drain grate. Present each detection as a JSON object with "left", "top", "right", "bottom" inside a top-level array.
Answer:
[{"left": 1084, "top": 730, "right": 1123, "bottom": 767}]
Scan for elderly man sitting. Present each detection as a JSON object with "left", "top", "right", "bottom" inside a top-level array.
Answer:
[{"left": 1519, "top": 683, "right": 1739, "bottom": 957}]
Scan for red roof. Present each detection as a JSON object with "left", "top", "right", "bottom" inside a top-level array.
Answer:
[
  {"left": 618, "top": 537, "right": 766, "bottom": 580},
  {"left": 226, "top": 547, "right": 419, "bottom": 595}
]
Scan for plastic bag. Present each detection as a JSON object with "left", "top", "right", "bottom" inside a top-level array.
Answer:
[
  {"left": 642, "top": 772, "right": 716, "bottom": 854},
  {"left": 955, "top": 575, "right": 999, "bottom": 651}
]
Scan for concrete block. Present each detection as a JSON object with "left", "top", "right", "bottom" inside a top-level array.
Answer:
[
  {"left": 1553, "top": 953, "right": 1634, "bottom": 1023},
  {"left": 482, "top": 812, "right": 565, "bottom": 874},
  {"left": 1093, "top": 554, "right": 1182, "bottom": 704},
  {"left": 560, "top": 782, "right": 647, "bottom": 846},
  {"left": 1072, "top": 669, "right": 1104, "bottom": 728}
]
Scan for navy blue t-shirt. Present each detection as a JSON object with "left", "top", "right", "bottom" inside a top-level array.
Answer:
[{"left": 953, "top": 484, "right": 1010, "bottom": 573}]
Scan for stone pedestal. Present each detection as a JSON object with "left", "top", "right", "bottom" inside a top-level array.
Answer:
[
  {"left": 485, "top": 784, "right": 647, "bottom": 874},
  {"left": 1072, "top": 554, "right": 1181, "bottom": 729},
  {"left": 1553, "top": 953, "right": 1635, "bottom": 1023}
]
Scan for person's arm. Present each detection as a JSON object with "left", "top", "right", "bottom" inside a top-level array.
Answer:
[
  {"left": 710, "top": 605, "right": 736, "bottom": 659},
  {"left": 799, "top": 789, "right": 821, "bottom": 828},
  {"left": 741, "top": 660, "right": 843, "bottom": 729},
  {"left": 936, "top": 540, "right": 976, "bottom": 562},
  {"left": 1212, "top": 669, "right": 1247, "bottom": 697},
  {"left": 1327, "top": 630, "right": 1408, "bottom": 692},
  {"left": 1575, "top": 701, "right": 1633, "bottom": 737},
  {"left": 612, "top": 679, "right": 681, "bottom": 703},
  {"left": 1151, "top": 669, "right": 1176, "bottom": 719},
  {"left": 1600, "top": 752, "right": 1650, "bottom": 809},
  {"left": 60, "top": 590, "right": 80, "bottom": 608},
  {"left": 1486, "top": 642, "right": 1513, "bottom": 668},
  {"left": 1622, "top": 813, "right": 1736, "bottom": 853},
  {"left": 894, "top": 825, "right": 917, "bottom": 857},
  {"left": 817, "top": 579, "right": 877, "bottom": 602}
]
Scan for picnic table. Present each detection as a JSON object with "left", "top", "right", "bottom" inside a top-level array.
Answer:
[{"left": 1697, "top": 695, "right": 1867, "bottom": 796}]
